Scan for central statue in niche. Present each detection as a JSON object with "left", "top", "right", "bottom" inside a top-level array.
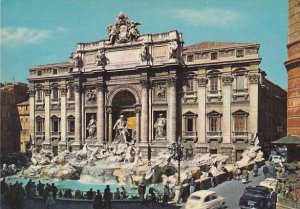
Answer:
[{"left": 113, "top": 115, "right": 130, "bottom": 143}]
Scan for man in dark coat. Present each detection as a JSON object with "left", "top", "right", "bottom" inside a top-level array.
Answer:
[{"left": 270, "top": 188, "right": 277, "bottom": 209}]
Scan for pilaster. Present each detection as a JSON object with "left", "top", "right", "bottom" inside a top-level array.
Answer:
[
  {"left": 59, "top": 86, "right": 67, "bottom": 151},
  {"left": 107, "top": 107, "right": 113, "bottom": 143},
  {"left": 140, "top": 79, "right": 149, "bottom": 143},
  {"left": 222, "top": 75, "right": 233, "bottom": 143},
  {"left": 96, "top": 83, "right": 105, "bottom": 144},
  {"left": 73, "top": 84, "right": 82, "bottom": 150},
  {"left": 167, "top": 77, "right": 177, "bottom": 142},
  {"left": 248, "top": 73, "right": 260, "bottom": 137},
  {"left": 43, "top": 87, "right": 51, "bottom": 149},
  {"left": 29, "top": 89, "right": 35, "bottom": 146},
  {"left": 197, "top": 77, "right": 208, "bottom": 143}
]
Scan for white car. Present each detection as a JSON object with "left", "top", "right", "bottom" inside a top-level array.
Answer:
[
  {"left": 259, "top": 178, "right": 278, "bottom": 191},
  {"left": 184, "top": 190, "right": 225, "bottom": 209},
  {"left": 270, "top": 155, "right": 286, "bottom": 165}
]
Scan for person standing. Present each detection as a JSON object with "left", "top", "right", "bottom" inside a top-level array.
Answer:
[
  {"left": 45, "top": 192, "right": 56, "bottom": 209},
  {"left": 121, "top": 186, "right": 127, "bottom": 199},
  {"left": 177, "top": 183, "right": 184, "bottom": 204},
  {"left": 51, "top": 183, "right": 58, "bottom": 200},
  {"left": 189, "top": 178, "right": 196, "bottom": 194},
  {"left": 270, "top": 188, "right": 277, "bottom": 209},
  {"left": 263, "top": 163, "right": 269, "bottom": 179},
  {"left": 93, "top": 190, "right": 103, "bottom": 209},
  {"left": 104, "top": 185, "right": 112, "bottom": 209},
  {"left": 163, "top": 183, "right": 170, "bottom": 205}
]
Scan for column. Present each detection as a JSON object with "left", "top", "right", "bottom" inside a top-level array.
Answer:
[
  {"left": 29, "top": 89, "right": 35, "bottom": 146},
  {"left": 73, "top": 84, "right": 82, "bottom": 150},
  {"left": 107, "top": 107, "right": 113, "bottom": 143},
  {"left": 59, "top": 86, "right": 67, "bottom": 151},
  {"left": 222, "top": 75, "right": 233, "bottom": 143},
  {"left": 197, "top": 77, "right": 208, "bottom": 143},
  {"left": 167, "top": 77, "right": 177, "bottom": 142},
  {"left": 140, "top": 80, "right": 149, "bottom": 143},
  {"left": 96, "top": 83, "right": 105, "bottom": 144},
  {"left": 248, "top": 73, "right": 260, "bottom": 137},
  {"left": 135, "top": 107, "right": 141, "bottom": 142},
  {"left": 43, "top": 88, "right": 51, "bottom": 149}
]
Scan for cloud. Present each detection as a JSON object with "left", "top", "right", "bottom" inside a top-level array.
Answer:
[
  {"left": 56, "top": 26, "right": 68, "bottom": 33},
  {"left": 0, "top": 27, "right": 52, "bottom": 46},
  {"left": 170, "top": 8, "right": 245, "bottom": 27}
]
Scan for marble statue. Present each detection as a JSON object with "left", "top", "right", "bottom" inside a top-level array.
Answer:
[
  {"left": 96, "top": 49, "right": 109, "bottom": 68},
  {"left": 73, "top": 54, "right": 82, "bottom": 68},
  {"left": 106, "top": 12, "right": 142, "bottom": 45},
  {"left": 113, "top": 115, "right": 129, "bottom": 143},
  {"left": 169, "top": 41, "right": 178, "bottom": 59},
  {"left": 154, "top": 114, "right": 167, "bottom": 139},
  {"left": 87, "top": 115, "right": 96, "bottom": 138}
]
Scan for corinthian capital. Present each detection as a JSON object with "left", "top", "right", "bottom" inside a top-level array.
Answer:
[
  {"left": 140, "top": 79, "right": 150, "bottom": 89},
  {"left": 44, "top": 88, "right": 51, "bottom": 96},
  {"left": 197, "top": 77, "right": 208, "bottom": 87},
  {"left": 167, "top": 77, "right": 177, "bottom": 87},
  {"left": 248, "top": 73, "right": 260, "bottom": 84},
  {"left": 222, "top": 76, "right": 234, "bottom": 85},
  {"left": 96, "top": 83, "right": 105, "bottom": 91}
]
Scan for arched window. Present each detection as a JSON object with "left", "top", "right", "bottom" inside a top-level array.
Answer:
[{"left": 207, "top": 110, "right": 222, "bottom": 135}]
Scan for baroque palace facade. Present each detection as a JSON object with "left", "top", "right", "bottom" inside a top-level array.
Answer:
[{"left": 28, "top": 12, "right": 286, "bottom": 162}]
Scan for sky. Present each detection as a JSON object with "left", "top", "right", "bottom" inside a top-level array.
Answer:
[{"left": 1, "top": 0, "right": 288, "bottom": 88}]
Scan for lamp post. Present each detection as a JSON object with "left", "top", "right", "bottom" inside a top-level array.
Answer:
[{"left": 175, "top": 135, "right": 183, "bottom": 184}]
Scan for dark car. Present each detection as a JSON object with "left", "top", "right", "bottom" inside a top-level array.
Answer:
[{"left": 238, "top": 186, "right": 272, "bottom": 209}]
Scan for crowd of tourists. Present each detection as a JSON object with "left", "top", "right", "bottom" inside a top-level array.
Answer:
[{"left": 0, "top": 178, "right": 131, "bottom": 209}]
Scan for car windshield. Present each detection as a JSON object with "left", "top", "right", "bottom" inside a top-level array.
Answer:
[
  {"left": 244, "top": 190, "right": 266, "bottom": 198},
  {"left": 190, "top": 195, "right": 201, "bottom": 200}
]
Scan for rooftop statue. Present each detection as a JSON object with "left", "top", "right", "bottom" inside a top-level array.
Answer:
[{"left": 106, "top": 12, "right": 142, "bottom": 45}]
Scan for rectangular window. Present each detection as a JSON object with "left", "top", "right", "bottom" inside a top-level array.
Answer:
[
  {"left": 211, "top": 52, "right": 218, "bottom": 60},
  {"left": 52, "top": 88, "right": 59, "bottom": 100},
  {"left": 68, "top": 119, "right": 75, "bottom": 133},
  {"left": 68, "top": 88, "right": 75, "bottom": 101},
  {"left": 209, "top": 117, "right": 217, "bottom": 132},
  {"left": 187, "top": 55, "right": 194, "bottom": 62},
  {"left": 186, "top": 79, "right": 194, "bottom": 92},
  {"left": 236, "top": 75, "right": 244, "bottom": 90},
  {"left": 52, "top": 120, "right": 59, "bottom": 132},
  {"left": 37, "top": 71, "right": 42, "bottom": 76},
  {"left": 36, "top": 120, "right": 43, "bottom": 132},
  {"left": 187, "top": 118, "right": 193, "bottom": 132},
  {"left": 234, "top": 116, "right": 246, "bottom": 131},
  {"left": 236, "top": 49, "right": 244, "bottom": 57},
  {"left": 37, "top": 90, "right": 43, "bottom": 101},
  {"left": 210, "top": 77, "right": 218, "bottom": 94},
  {"left": 53, "top": 69, "right": 57, "bottom": 74}
]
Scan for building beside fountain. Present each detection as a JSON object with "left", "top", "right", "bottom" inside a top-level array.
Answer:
[{"left": 28, "top": 12, "right": 286, "bottom": 162}]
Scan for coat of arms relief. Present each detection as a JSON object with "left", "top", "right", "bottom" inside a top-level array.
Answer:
[{"left": 106, "top": 12, "right": 142, "bottom": 45}]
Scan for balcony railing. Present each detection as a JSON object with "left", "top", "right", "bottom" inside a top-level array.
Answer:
[
  {"left": 233, "top": 88, "right": 248, "bottom": 94},
  {"left": 51, "top": 131, "right": 61, "bottom": 136},
  {"left": 207, "top": 131, "right": 222, "bottom": 136},
  {"left": 36, "top": 99, "right": 44, "bottom": 104},
  {"left": 183, "top": 131, "right": 197, "bottom": 137},
  {"left": 208, "top": 89, "right": 221, "bottom": 95},
  {"left": 51, "top": 98, "right": 60, "bottom": 103},
  {"left": 67, "top": 132, "right": 74, "bottom": 136},
  {"left": 232, "top": 131, "right": 248, "bottom": 136},
  {"left": 35, "top": 131, "right": 45, "bottom": 136}
]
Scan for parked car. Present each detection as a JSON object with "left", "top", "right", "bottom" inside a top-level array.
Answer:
[
  {"left": 184, "top": 190, "right": 225, "bottom": 209},
  {"left": 270, "top": 155, "right": 286, "bottom": 165},
  {"left": 238, "top": 186, "right": 272, "bottom": 209},
  {"left": 259, "top": 178, "right": 278, "bottom": 192}
]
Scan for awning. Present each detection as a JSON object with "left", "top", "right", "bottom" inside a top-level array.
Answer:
[{"left": 271, "top": 135, "right": 300, "bottom": 145}]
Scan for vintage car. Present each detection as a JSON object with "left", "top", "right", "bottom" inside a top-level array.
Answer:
[
  {"left": 238, "top": 186, "right": 272, "bottom": 209},
  {"left": 184, "top": 190, "right": 225, "bottom": 209},
  {"left": 270, "top": 155, "right": 286, "bottom": 165},
  {"left": 259, "top": 178, "right": 279, "bottom": 192}
]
